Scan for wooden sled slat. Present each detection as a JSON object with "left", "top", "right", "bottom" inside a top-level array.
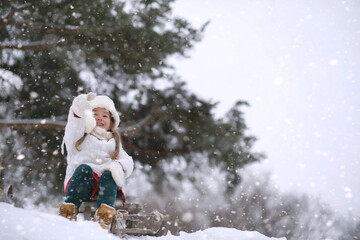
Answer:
[{"left": 77, "top": 200, "right": 170, "bottom": 236}]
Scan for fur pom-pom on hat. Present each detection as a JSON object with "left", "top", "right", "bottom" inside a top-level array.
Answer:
[{"left": 90, "top": 95, "right": 120, "bottom": 131}]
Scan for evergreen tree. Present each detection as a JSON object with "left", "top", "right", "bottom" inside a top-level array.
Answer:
[{"left": 0, "top": 0, "right": 263, "bottom": 204}]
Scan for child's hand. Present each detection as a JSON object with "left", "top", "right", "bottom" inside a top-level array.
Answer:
[
  {"left": 100, "top": 161, "right": 125, "bottom": 187},
  {"left": 84, "top": 115, "right": 96, "bottom": 133},
  {"left": 71, "top": 93, "right": 95, "bottom": 118}
]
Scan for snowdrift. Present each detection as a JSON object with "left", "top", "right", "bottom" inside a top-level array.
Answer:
[{"left": 0, "top": 202, "right": 286, "bottom": 240}]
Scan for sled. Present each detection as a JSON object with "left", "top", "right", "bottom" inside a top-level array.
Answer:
[{"left": 78, "top": 200, "right": 170, "bottom": 237}]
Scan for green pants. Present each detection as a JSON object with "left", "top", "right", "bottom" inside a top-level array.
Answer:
[{"left": 64, "top": 164, "right": 118, "bottom": 209}]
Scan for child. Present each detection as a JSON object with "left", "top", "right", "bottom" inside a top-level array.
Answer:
[{"left": 59, "top": 92, "right": 133, "bottom": 230}]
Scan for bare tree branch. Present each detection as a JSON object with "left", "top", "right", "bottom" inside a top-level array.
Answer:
[
  {"left": 121, "top": 108, "right": 162, "bottom": 135},
  {"left": 0, "top": 109, "right": 176, "bottom": 158},
  {"left": 0, "top": 41, "right": 62, "bottom": 51},
  {"left": 0, "top": 108, "right": 162, "bottom": 134},
  {"left": 121, "top": 138, "right": 182, "bottom": 156},
  {"left": 0, "top": 119, "right": 66, "bottom": 130}
]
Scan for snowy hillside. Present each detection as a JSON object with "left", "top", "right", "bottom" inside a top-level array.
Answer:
[{"left": 0, "top": 203, "right": 285, "bottom": 240}]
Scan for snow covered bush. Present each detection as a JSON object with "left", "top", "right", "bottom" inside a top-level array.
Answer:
[{"left": 127, "top": 166, "right": 360, "bottom": 239}]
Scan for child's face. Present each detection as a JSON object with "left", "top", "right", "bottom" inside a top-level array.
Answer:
[{"left": 93, "top": 107, "right": 111, "bottom": 131}]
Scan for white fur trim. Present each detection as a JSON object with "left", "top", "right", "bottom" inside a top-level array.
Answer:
[
  {"left": 90, "top": 127, "right": 113, "bottom": 141},
  {"left": 89, "top": 95, "right": 120, "bottom": 131}
]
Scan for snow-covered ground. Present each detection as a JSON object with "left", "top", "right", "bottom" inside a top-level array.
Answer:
[{"left": 0, "top": 203, "right": 285, "bottom": 240}]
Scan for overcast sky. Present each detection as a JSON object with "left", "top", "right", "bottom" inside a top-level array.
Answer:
[{"left": 171, "top": 0, "right": 360, "bottom": 215}]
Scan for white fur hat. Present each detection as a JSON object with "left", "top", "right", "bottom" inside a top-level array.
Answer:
[{"left": 90, "top": 95, "right": 120, "bottom": 131}]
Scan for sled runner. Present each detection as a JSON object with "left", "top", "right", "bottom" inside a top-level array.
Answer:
[{"left": 78, "top": 200, "right": 170, "bottom": 236}]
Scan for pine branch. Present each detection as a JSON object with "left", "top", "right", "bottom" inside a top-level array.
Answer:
[
  {"left": 16, "top": 129, "right": 43, "bottom": 156},
  {"left": 0, "top": 4, "right": 30, "bottom": 30},
  {"left": 0, "top": 1, "right": 53, "bottom": 30},
  {"left": 8, "top": 21, "right": 124, "bottom": 37}
]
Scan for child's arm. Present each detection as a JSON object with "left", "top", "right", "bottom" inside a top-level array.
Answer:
[
  {"left": 100, "top": 147, "right": 134, "bottom": 188},
  {"left": 62, "top": 93, "right": 97, "bottom": 154},
  {"left": 117, "top": 147, "right": 134, "bottom": 178}
]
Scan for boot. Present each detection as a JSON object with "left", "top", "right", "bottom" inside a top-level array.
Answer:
[
  {"left": 93, "top": 203, "right": 116, "bottom": 230},
  {"left": 59, "top": 203, "right": 78, "bottom": 221}
]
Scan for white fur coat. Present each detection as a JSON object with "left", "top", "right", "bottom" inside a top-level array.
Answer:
[{"left": 61, "top": 108, "right": 134, "bottom": 189}]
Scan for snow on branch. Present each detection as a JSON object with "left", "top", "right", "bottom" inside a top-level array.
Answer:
[
  {"left": 0, "top": 68, "right": 23, "bottom": 97},
  {"left": 0, "top": 1, "right": 53, "bottom": 29},
  {"left": 0, "top": 4, "right": 31, "bottom": 30}
]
